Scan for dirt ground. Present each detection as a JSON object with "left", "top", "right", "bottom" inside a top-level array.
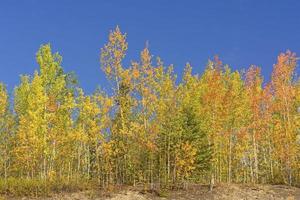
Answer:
[{"left": 2, "top": 184, "right": 300, "bottom": 200}]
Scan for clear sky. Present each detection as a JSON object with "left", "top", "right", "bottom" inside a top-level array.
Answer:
[{"left": 0, "top": 0, "right": 300, "bottom": 94}]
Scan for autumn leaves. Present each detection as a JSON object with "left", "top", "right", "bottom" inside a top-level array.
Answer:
[{"left": 0, "top": 27, "right": 299, "bottom": 192}]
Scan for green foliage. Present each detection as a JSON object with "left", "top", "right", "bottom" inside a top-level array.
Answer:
[{"left": 0, "top": 178, "right": 92, "bottom": 197}]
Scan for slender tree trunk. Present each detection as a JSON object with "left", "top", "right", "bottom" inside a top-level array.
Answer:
[
  {"left": 210, "top": 173, "right": 214, "bottom": 191},
  {"left": 167, "top": 133, "right": 170, "bottom": 188},
  {"left": 253, "top": 131, "right": 259, "bottom": 183},
  {"left": 228, "top": 134, "right": 232, "bottom": 183}
]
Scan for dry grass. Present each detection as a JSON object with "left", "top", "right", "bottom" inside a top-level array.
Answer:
[{"left": 1, "top": 183, "right": 300, "bottom": 200}]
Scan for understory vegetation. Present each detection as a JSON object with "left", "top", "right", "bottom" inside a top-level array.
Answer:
[{"left": 0, "top": 26, "right": 300, "bottom": 196}]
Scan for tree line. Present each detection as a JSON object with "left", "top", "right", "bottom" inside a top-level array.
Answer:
[{"left": 0, "top": 27, "right": 300, "bottom": 192}]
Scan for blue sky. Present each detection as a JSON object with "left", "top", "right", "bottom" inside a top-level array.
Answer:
[{"left": 0, "top": 0, "right": 300, "bottom": 94}]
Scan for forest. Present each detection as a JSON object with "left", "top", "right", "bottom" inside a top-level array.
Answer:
[{"left": 0, "top": 26, "right": 299, "bottom": 196}]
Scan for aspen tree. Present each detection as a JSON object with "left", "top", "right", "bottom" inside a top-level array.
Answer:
[
  {"left": 100, "top": 26, "right": 134, "bottom": 184},
  {"left": 270, "top": 51, "right": 298, "bottom": 185},
  {"left": 199, "top": 58, "right": 226, "bottom": 184},
  {"left": 245, "top": 66, "right": 263, "bottom": 183},
  {"left": 0, "top": 83, "right": 13, "bottom": 180},
  {"left": 14, "top": 72, "right": 47, "bottom": 178}
]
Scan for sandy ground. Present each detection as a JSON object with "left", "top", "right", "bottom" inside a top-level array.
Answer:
[{"left": 2, "top": 184, "right": 300, "bottom": 200}]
